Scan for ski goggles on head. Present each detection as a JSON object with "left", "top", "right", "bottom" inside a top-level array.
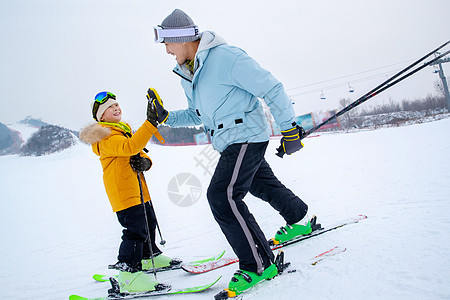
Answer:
[
  {"left": 92, "top": 91, "right": 116, "bottom": 121},
  {"left": 153, "top": 25, "right": 199, "bottom": 43},
  {"left": 94, "top": 91, "right": 116, "bottom": 104}
]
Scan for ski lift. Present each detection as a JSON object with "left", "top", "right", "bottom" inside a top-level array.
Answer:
[
  {"left": 348, "top": 83, "right": 354, "bottom": 93},
  {"left": 320, "top": 90, "right": 326, "bottom": 100}
]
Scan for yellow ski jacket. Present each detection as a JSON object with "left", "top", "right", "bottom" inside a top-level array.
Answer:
[{"left": 80, "top": 121, "right": 157, "bottom": 212}]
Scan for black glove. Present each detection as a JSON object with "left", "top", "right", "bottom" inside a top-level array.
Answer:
[
  {"left": 146, "top": 99, "right": 158, "bottom": 127},
  {"left": 146, "top": 88, "right": 169, "bottom": 124},
  {"left": 277, "top": 125, "right": 305, "bottom": 156},
  {"left": 130, "top": 154, "right": 152, "bottom": 172}
]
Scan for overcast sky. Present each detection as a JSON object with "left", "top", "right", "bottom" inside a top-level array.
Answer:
[{"left": 1, "top": 0, "right": 449, "bottom": 131}]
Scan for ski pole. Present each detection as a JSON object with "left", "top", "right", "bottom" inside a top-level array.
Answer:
[
  {"left": 276, "top": 40, "right": 450, "bottom": 158},
  {"left": 136, "top": 168, "right": 166, "bottom": 245},
  {"left": 147, "top": 198, "right": 166, "bottom": 246},
  {"left": 137, "top": 172, "right": 158, "bottom": 279}
]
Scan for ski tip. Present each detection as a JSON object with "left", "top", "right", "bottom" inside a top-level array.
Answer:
[
  {"left": 69, "top": 295, "right": 105, "bottom": 300},
  {"left": 92, "top": 274, "right": 110, "bottom": 282},
  {"left": 69, "top": 295, "right": 88, "bottom": 300},
  {"left": 216, "top": 250, "right": 226, "bottom": 260},
  {"left": 210, "top": 275, "right": 223, "bottom": 286}
]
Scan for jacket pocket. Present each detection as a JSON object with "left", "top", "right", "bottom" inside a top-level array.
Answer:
[{"left": 213, "top": 113, "right": 245, "bottom": 133}]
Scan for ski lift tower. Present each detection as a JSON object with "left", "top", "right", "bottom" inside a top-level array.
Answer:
[{"left": 429, "top": 56, "right": 450, "bottom": 111}]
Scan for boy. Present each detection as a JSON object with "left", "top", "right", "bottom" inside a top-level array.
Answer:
[{"left": 79, "top": 91, "right": 173, "bottom": 293}]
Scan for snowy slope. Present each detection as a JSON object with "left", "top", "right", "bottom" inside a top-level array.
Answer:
[
  {"left": 6, "top": 122, "right": 40, "bottom": 143},
  {"left": 1, "top": 118, "right": 450, "bottom": 300}
]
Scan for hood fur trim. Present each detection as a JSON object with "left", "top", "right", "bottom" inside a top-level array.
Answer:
[{"left": 79, "top": 123, "right": 111, "bottom": 144}]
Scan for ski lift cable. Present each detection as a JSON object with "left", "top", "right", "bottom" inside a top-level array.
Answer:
[
  {"left": 289, "top": 71, "right": 401, "bottom": 97},
  {"left": 285, "top": 59, "right": 414, "bottom": 92}
]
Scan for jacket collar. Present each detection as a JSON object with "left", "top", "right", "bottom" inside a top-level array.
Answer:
[{"left": 98, "top": 121, "right": 131, "bottom": 135}]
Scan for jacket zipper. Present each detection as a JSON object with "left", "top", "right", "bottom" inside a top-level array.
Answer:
[{"left": 172, "top": 69, "right": 192, "bottom": 83}]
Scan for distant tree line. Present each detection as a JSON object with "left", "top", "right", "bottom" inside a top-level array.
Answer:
[
  {"left": 338, "top": 94, "right": 447, "bottom": 129},
  {"left": 151, "top": 125, "right": 205, "bottom": 144},
  {"left": 358, "top": 95, "right": 447, "bottom": 116}
]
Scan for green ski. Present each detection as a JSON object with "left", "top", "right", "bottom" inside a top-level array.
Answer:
[
  {"left": 93, "top": 250, "right": 226, "bottom": 282},
  {"left": 69, "top": 276, "right": 221, "bottom": 299}
]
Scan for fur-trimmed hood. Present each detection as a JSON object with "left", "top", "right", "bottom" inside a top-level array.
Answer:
[{"left": 79, "top": 123, "right": 112, "bottom": 145}]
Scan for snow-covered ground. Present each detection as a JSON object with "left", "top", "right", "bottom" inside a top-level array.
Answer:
[{"left": 1, "top": 118, "right": 450, "bottom": 300}]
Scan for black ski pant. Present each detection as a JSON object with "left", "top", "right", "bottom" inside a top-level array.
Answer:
[
  {"left": 207, "top": 141, "right": 308, "bottom": 274},
  {"left": 116, "top": 201, "right": 162, "bottom": 270}
]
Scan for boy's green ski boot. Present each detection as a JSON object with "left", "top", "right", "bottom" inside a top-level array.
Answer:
[
  {"left": 117, "top": 270, "right": 159, "bottom": 293},
  {"left": 271, "top": 214, "right": 312, "bottom": 245}
]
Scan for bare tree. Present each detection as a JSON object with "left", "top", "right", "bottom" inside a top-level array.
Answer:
[{"left": 339, "top": 98, "right": 358, "bottom": 128}]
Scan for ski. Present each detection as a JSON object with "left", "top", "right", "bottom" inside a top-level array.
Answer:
[
  {"left": 69, "top": 276, "right": 221, "bottom": 300},
  {"left": 269, "top": 214, "right": 367, "bottom": 250},
  {"left": 214, "top": 246, "right": 345, "bottom": 299},
  {"left": 94, "top": 215, "right": 365, "bottom": 281},
  {"left": 182, "top": 256, "right": 240, "bottom": 274},
  {"left": 93, "top": 251, "right": 227, "bottom": 282},
  {"left": 310, "top": 245, "right": 346, "bottom": 265},
  {"left": 184, "top": 215, "right": 364, "bottom": 274}
]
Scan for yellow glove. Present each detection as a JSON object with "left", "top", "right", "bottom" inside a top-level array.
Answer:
[{"left": 146, "top": 88, "right": 169, "bottom": 124}]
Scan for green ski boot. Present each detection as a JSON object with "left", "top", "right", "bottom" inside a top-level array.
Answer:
[
  {"left": 215, "top": 251, "right": 289, "bottom": 299},
  {"left": 118, "top": 270, "right": 159, "bottom": 293},
  {"left": 226, "top": 263, "right": 278, "bottom": 296},
  {"left": 272, "top": 214, "right": 312, "bottom": 244}
]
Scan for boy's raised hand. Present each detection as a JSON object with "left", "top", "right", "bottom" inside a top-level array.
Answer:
[
  {"left": 146, "top": 88, "right": 169, "bottom": 124},
  {"left": 146, "top": 99, "right": 158, "bottom": 127}
]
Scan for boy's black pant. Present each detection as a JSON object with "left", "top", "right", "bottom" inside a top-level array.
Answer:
[
  {"left": 207, "top": 141, "right": 308, "bottom": 274},
  {"left": 116, "top": 201, "right": 162, "bottom": 269}
]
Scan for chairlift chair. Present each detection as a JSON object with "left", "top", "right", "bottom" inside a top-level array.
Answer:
[
  {"left": 348, "top": 83, "right": 354, "bottom": 93},
  {"left": 320, "top": 90, "right": 326, "bottom": 100}
]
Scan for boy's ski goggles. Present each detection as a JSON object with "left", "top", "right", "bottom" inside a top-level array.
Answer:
[
  {"left": 94, "top": 91, "right": 116, "bottom": 104},
  {"left": 93, "top": 91, "right": 116, "bottom": 121},
  {"left": 153, "top": 25, "right": 199, "bottom": 43}
]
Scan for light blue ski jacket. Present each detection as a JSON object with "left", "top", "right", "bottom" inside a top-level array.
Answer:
[{"left": 165, "top": 31, "right": 296, "bottom": 152}]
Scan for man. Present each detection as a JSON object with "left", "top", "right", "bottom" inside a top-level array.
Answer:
[{"left": 150, "top": 9, "right": 312, "bottom": 295}]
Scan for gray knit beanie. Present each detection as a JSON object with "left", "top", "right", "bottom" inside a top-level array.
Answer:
[{"left": 158, "top": 9, "right": 200, "bottom": 43}]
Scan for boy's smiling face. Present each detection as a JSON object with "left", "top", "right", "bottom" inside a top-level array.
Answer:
[{"left": 100, "top": 103, "right": 122, "bottom": 123}]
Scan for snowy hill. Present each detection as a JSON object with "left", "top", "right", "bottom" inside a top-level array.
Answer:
[
  {"left": 1, "top": 118, "right": 450, "bottom": 300},
  {"left": 2, "top": 118, "right": 78, "bottom": 156},
  {"left": 6, "top": 121, "right": 40, "bottom": 142}
]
